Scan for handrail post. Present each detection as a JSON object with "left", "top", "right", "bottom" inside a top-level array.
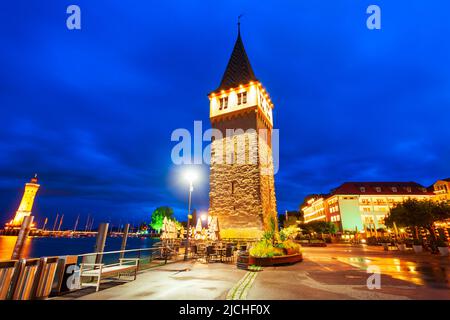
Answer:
[
  {"left": 94, "top": 223, "right": 109, "bottom": 264},
  {"left": 120, "top": 224, "right": 130, "bottom": 260},
  {"left": 11, "top": 216, "right": 34, "bottom": 260},
  {"left": 164, "top": 247, "right": 168, "bottom": 265}
]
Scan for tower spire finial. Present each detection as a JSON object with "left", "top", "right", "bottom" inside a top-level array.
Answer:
[{"left": 238, "top": 14, "right": 244, "bottom": 35}]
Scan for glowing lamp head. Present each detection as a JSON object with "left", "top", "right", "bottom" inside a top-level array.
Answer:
[
  {"left": 184, "top": 170, "right": 198, "bottom": 184},
  {"left": 201, "top": 214, "right": 207, "bottom": 221}
]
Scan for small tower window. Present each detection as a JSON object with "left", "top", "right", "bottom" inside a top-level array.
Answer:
[
  {"left": 219, "top": 97, "right": 228, "bottom": 110},
  {"left": 237, "top": 91, "right": 247, "bottom": 105},
  {"left": 231, "top": 181, "right": 236, "bottom": 195}
]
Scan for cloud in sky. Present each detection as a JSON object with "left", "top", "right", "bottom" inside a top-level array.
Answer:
[{"left": 0, "top": 1, "right": 449, "bottom": 227}]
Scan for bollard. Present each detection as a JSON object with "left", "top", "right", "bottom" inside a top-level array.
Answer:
[
  {"left": 120, "top": 224, "right": 130, "bottom": 259},
  {"left": 11, "top": 216, "right": 34, "bottom": 260},
  {"left": 94, "top": 223, "right": 109, "bottom": 264}
]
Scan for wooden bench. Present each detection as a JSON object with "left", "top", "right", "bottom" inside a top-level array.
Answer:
[
  {"left": 0, "top": 261, "right": 18, "bottom": 300},
  {"left": 80, "top": 258, "right": 139, "bottom": 292}
]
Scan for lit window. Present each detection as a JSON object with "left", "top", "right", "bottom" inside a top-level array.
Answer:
[
  {"left": 219, "top": 97, "right": 228, "bottom": 110},
  {"left": 237, "top": 91, "right": 247, "bottom": 105}
]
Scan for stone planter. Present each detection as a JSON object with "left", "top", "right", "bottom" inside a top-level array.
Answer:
[
  {"left": 438, "top": 246, "right": 449, "bottom": 256},
  {"left": 248, "top": 253, "right": 303, "bottom": 267},
  {"left": 412, "top": 245, "right": 423, "bottom": 253},
  {"left": 397, "top": 244, "right": 407, "bottom": 251},
  {"left": 284, "top": 248, "right": 297, "bottom": 255}
]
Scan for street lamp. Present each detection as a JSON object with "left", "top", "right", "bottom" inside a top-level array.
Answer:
[{"left": 184, "top": 169, "right": 197, "bottom": 261}]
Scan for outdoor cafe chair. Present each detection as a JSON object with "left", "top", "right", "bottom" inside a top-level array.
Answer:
[
  {"left": 206, "top": 246, "right": 220, "bottom": 263},
  {"left": 221, "top": 246, "right": 234, "bottom": 263}
]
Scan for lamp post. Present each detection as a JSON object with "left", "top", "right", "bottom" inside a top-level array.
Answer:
[{"left": 184, "top": 171, "right": 196, "bottom": 261}]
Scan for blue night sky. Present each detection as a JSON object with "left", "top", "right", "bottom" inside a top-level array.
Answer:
[{"left": 1, "top": 1, "right": 449, "bottom": 228}]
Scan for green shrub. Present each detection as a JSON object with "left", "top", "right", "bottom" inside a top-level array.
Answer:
[
  {"left": 280, "top": 225, "right": 300, "bottom": 241},
  {"left": 279, "top": 240, "right": 301, "bottom": 253},
  {"left": 249, "top": 240, "right": 284, "bottom": 257},
  {"left": 249, "top": 240, "right": 275, "bottom": 258}
]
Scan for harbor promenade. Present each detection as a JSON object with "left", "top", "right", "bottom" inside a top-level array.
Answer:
[{"left": 56, "top": 244, "right": 450, "bottom": 300}]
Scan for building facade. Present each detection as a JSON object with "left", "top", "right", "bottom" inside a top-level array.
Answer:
[
  {"left": 301, "top": 182, "right": 434, "bottom": 232},
  {"left": 208, "top": 26, "right": 278, "bottom": 238},
  {"left": 432, "top": 178, "right": 450, "bottom": 201}
]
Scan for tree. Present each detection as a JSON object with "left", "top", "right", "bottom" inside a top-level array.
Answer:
[
  {"left": 385, "top": 199, "right": 450, "bottom": 245},
  {"left": 279, "top": 211, "right": 302, "bottom": 228},
  {"left": 149, "top": 206, "right": 174, "bottom": 232},
  {"left": 307, "top": 221, "right": 336, "bottom": 235}
]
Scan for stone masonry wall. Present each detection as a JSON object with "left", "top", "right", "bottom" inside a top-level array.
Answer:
[{"left": 209, "top": 112, "right": 278, "bottom": 238}]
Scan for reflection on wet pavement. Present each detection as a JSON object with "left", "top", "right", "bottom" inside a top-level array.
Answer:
[{"left": 336, "top": 255, "right": 449, "bottom": 288}]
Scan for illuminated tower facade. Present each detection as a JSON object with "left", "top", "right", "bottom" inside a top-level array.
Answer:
[
  {"left": 6, "top": 175, "right": 40, "bottom": 228},
  {"left": 208, "top": 26, "right": 278, "bottom": 239}
]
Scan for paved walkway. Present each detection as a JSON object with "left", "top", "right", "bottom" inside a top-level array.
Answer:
[{"left": 57, "top": 244, "right": 449, "bottom": 300}]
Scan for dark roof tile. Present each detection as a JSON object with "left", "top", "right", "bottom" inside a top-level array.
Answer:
[{"left": 214, "top": 31, "right": 257, "bottom": 92}]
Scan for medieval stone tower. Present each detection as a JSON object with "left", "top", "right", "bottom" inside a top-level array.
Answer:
[{"left": 208, "top": 25, "right": 278, "bottom": 239}]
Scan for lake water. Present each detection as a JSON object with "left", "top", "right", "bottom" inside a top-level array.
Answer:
[{"left": 0, "top": 235, "right": 159, "bottom": 261}]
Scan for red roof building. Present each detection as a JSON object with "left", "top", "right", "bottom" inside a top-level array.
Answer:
[{"left": 302, "top": 181, "right": 434, "bottom": 233}]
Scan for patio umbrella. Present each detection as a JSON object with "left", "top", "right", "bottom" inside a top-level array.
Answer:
[
  {"left": 170, "top": 220, "right": 176, "bottom": 239},
  {"left": 195, "top": 217, "right": 202, "bottom": 240},
  {"left": 208, "top": 217, "right": 217, "bottom": 241},
  {"left": 161, "top": 216, "right": 168, "bottom": 239},
  {"left": 196, "top": 217, "right": 202, "bottom": 232}
]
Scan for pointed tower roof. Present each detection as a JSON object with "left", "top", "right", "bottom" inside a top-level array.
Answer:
[{"left": 215, "top": 26, "right": 258, "bottom": 92}]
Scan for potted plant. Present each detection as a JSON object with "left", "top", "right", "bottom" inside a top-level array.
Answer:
[
  {"left": 412, "top": 238, "right": 423, "bottom": 253},
  {"left": 396, "top": 239, "right": 407, "bottom": 251},
  {"left": 436, "top": 237, "right": 449, "bottom": 256}
]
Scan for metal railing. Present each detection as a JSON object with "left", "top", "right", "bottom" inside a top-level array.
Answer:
[{"left": 0, "top": 244, "right": 186, "bottom": 300}]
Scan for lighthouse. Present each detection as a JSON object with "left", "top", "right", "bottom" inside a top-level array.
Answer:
[{"left": 6, "top": 174, "right": 40, "bottom": 229}]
